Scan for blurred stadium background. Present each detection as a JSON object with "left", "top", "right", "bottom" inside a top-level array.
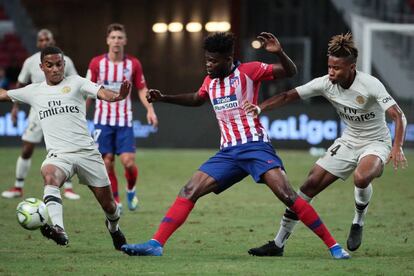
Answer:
[{"left": 0, "top": 0, "right": 412, "bottom": 150}]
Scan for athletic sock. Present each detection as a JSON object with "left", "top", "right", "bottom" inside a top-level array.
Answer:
[
  {"left": 43, "top": 185, "right": 64, "bottom": 229},
  {"left": 153, "top": 196, "right": 195, "bottom": 246},
  {"left": 352, "top": 184, "right": 372, "bottom": 226},
  {"left": 290, "top": 196, "right": 336, "bottom": 248},
  {"left": 105, "top": 204, "right": 121, "bottom": 232},
  {"left": 125, "top": 165, "right": 138, "bottom": 191},
  {"left": 274, "top": 190, "right": 313, "bottom": 247},
  {"left": 15, "top": 156, "right": 31, "bottom": 188},
  {"left": 63, "top": 181, "right": 73, "bottom": 189},
  {"left": 108, "top": 170, "right": 120, "bottom": 203}
]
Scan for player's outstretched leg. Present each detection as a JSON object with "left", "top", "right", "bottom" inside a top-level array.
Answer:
[
  {"left": 122, "top": 239, "right": 163, "bottom": 256},
  {"left": 40, "top": 223, "right": 69, "bottom": 246},
  {"left": 122, "top": 196, "right": 195, "bottom": 256},
  {"left": 248, "top": 240, "right": 284, "bottom": 257},
  {"left": 105, "top": 203, "right": 127, "bottom": 250},
  {"left": 249, "top": 191, "right": 312, "bottom": 257}
]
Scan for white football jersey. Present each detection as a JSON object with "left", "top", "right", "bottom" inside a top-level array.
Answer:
[
  {"left": 296, "top": 71, "right": 396, "bottom": 143},
  {"left": 18, "top": 52, "right": 78, "bottom": 84},
  {"left": 8, "top": 75, "right": 101, "bottom": 153}
]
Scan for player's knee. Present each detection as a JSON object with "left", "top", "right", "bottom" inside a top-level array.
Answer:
[{"left": 353, "top": 171, "right": 370, "bottom": 188}]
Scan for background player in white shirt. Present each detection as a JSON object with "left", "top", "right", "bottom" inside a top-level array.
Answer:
[
  {"left": 0, "top": 46, "right": 131, "bottom": 249},
  {"left": 244, "top": 33, "right": 407, "bottom": 256},
  {"left": 1, "top": 29, "right": 81, "bottom": 200}
]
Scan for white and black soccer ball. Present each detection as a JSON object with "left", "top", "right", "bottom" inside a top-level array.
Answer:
[{"left": 16, "top": 198, "right": 49, "bottom": 230}]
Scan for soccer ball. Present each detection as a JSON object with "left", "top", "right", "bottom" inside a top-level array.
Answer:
[{"left": 16, "top": 198, "right": 49, "bottom": 230}]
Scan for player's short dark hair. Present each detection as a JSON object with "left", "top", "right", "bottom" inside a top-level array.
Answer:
[
  {"left": 327, "top": 32, "right": 358, "bottom": 63},
  {"left": 40, "top": 46, "right": 64, "bottom": 62},
  {"left": 107, "top": 23, "right": 126, "bottom": 35},
  {"left": 203, "top": 32, "right": 235, "bottom": 56}
]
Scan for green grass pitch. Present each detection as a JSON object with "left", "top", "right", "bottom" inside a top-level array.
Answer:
[{"left": 0, "top": 148, "right": 413, "bottom": 275}]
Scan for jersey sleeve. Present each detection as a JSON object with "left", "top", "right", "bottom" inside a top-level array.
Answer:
[
  {"left": 86, "top": 57, "right": 98, "bottom": 82},
  {"left": 64, "top": 56, "right": 78, "bottom": 76},
  {"left": 79, "top": 76, "right": 102, "bottom": 99},
  {"left": 17, "top": 58, "right": 31, "bottom": 84},
  {"left": 296, "top": 76, "right": 325, "bottom": 99},
  {"left": 239, "top": 62, "right": 274, "bottom": 81},
  {"left": 373, "top": 80, "right": 396, "bottom": 111},
  {"left": 197, "top": 76, "right": 210, "bottom": 100},
  {"left": 132, "top": 58, "right": 147, "bottom": 90},
  {"left": 7, "top": 85, "right": 33, "bottom": 104}
]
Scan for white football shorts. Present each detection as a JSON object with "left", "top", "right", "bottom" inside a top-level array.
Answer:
[
  {"left": 316, "top": 137, "right": 392, "bottom": 180},
  {"left": 41, "top": 148, "right": 110, "bottom": 187}
]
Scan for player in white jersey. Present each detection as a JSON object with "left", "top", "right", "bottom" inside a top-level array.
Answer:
[
  {"left": 121, "top": 32, "right": 349, "bottom": 259},
  {"left": 0, "top": 46, "right": 131, "bottom": 249},
  {"left": 1, "top": 29, "right": 81, "bottom": 200},
  {"left": 244, "top": 33, "right": 407, "bottom": 256}
]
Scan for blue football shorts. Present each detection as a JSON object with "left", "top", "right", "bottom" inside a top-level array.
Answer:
[
  {"left": 93, "top": 124, "right": 136, "bottom": 155},
  {"left": 199, "top": 141, "right": 284, "bottom": 194}
]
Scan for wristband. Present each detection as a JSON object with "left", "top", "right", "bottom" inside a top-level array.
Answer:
[{"left": 256, "top": 106, "right": 261, "bottom": 115}]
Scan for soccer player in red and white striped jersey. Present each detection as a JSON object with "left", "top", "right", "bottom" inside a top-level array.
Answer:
[
  {"left": 86, "top": 23, "right": 158, "bottom": 211},
  {"left": 121, "top": 32, "right": 349, "bottom": 259}
]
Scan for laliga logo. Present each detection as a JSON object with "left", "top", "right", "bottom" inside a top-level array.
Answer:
[{"left": 260, "top": 114, "right": 338, "bottom": 145}]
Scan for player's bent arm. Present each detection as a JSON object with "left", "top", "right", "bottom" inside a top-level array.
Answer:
[
  {"left": 0, "top": 88, "right": 12, "bottom": 102},
  {"left": 386, "top": 104, "right": 408, "bottom": 169},
  {"left": 386, "top": 104, "right": 407, "bottom": 148},
  {"left": 148, "top": 89, "right": 206, "bottom": 107},
  {"left": 260, "top": 89, "right": 301, "bottom": 112},
  {"left": 97, "top": 80, "right": 132, "bottom": 102},
  {"left": 257, "top": 32, "right": 297, "bottom": 79},
  {"left": 138, "top": 87, "right": 156, "bottom": 111}
]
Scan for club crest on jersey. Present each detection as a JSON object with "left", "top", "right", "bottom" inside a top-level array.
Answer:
[
  {"left": 356, "top": 95, "right": 365, "bottom": 104},
  {"left": 213, "top": 94, "right": 239, "bottom": 111},
  {"left": 230, "top": 76, "right": 240, "bottom": 88},
  {"left": 61, "top": 86, "right": 71, "bottom": 94}
]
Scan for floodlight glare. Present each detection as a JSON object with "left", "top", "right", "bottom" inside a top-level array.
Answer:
[
  {"left": 152, "top": 23, "right": 168, "bottom": 33},
  {"left": 168, "top": 22, "right": 183, "bottom": 32},
  {"left": 251, "top": 40, "right": 262, "bottom": 49},
  {"left": 205, "top": 21, "right": 231, "bottom": 32},
  {"left": 186, "top": 22, "right": 202, "bottom": 33}
]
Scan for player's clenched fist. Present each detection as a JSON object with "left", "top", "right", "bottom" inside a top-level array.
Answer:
[{"left": 146, "top": 89, "right": 163, "bottom": 103}]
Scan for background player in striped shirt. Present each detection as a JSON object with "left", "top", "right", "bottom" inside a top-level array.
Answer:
[
  {"left": 244, "top": 33, "right": 407, "bottom": 256},
  {"left": 87, "top": 23, "right": 158, "bottom": 211},
  {"left": 121, "top": 32, "right": 349, "bottom": 259},
  {"left": 1, "top": 29, "right": 81, "bottom": 200}
]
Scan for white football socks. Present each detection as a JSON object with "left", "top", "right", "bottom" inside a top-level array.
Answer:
[
  {"left": 15, "top": 156, "right": 31, "bottom": 188},
  {"left": 105, "top": 204, "right": 121, "bottom": 233},
  {"left": 352, "top": 184, "right": 372, "bottom": 226},
  {"left": 63, "top": 181, "right": 73, "bottom": 189},
  {"left": 43, "top": 185, "right": 64, "bottom": 229},
  {"left": 274, "top": 190, "right": 313, "bottom": 248}
]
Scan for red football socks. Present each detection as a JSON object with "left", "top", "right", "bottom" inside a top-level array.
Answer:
[
  {"left": 125, "top": 165, "right": 138, "bottom": 191},
  {"left": 108, "top": 170, "right": 119, "bottom": 203},
  {"left": 153, "top": 197, "right": 195, "bottom": 246},
  {"left": 290, "top": 196, "right": 337, "bottom": 248}
]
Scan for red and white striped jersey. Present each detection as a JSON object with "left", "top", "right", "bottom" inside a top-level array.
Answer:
[
  {"left": 87, "top": 54, "right": 146, "bottom": 127},
  {"left": 198, "top": 61, "right": 274, "bottom": 148}
]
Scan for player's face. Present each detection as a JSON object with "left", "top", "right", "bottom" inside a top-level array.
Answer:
[
  {"left": 205, "top": 51, "right": 233, "bottom": 79},
  {"left": 40, "top": 54, "right": 65, "bottom": 85},
  {"left": 37, "top": 33, "right": 55, "bottom": 50},
  {"left": 327, "top": 56, "right": 356, "bottom": 86},
  {"left": 107, "top": 30, "right": 127, "bottom": 53}
]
